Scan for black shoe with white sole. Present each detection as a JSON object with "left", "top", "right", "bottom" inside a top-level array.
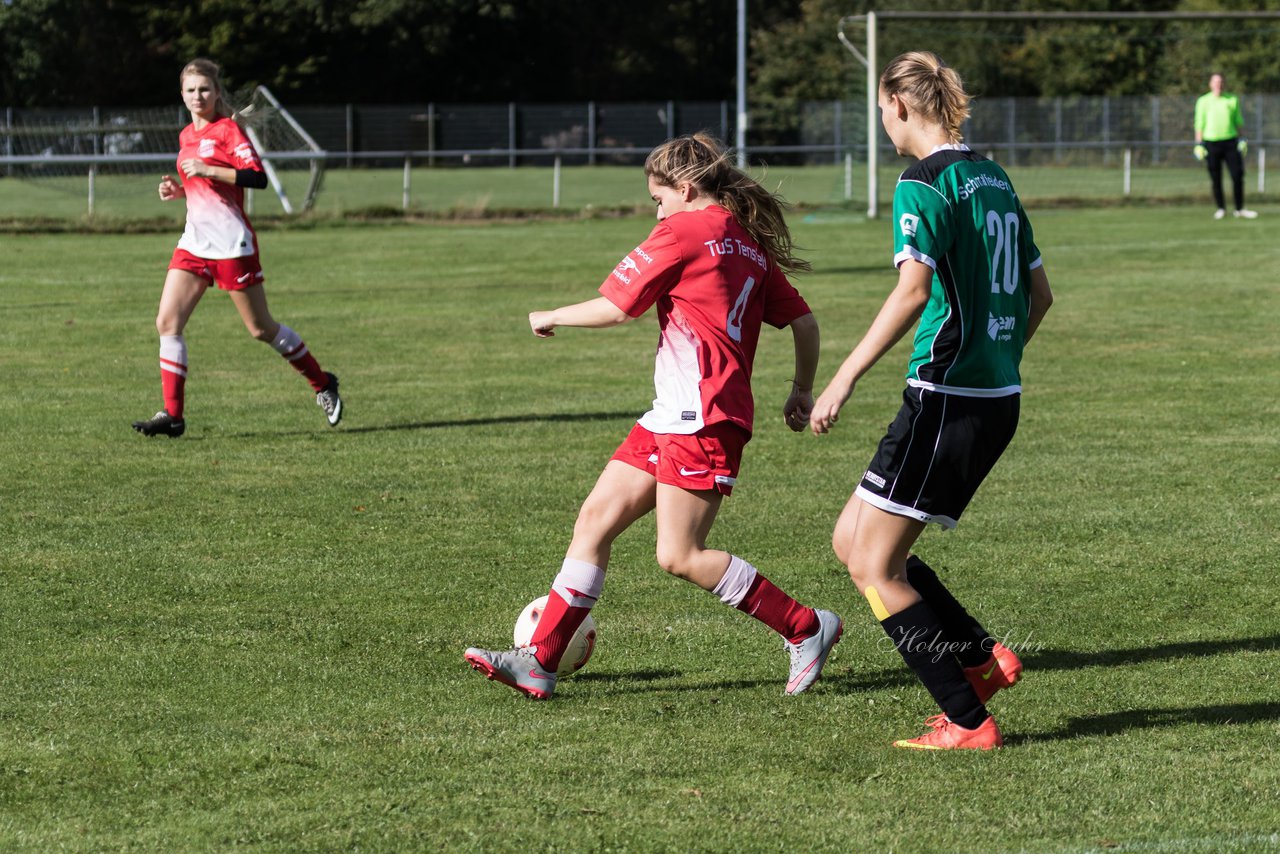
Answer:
[
  {"left": 316, "top": 373, "right": 342, "bottom": 426},
  {"left": 132, "top": 409, "right": 185, "bottom": 438}
]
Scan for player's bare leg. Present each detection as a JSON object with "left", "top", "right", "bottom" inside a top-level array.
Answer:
[
  {"left": 229, "top": 284, "right": 340, "bottom": 424},
  {"left": 653, "top": 483, "right": 726, "bottom": 590},
  {"left": 566, "top": 461, "right": 658, "bottom": 569},
  {"left": 133, "top": 269, "right": 206, "bottom": 437},
  {"left": 836, "top": 496, "right": 1000, "bottom": 748},
  {"left": 656, "top": 482, "right": 839, "bottom": 694},
  {"left": 535, "top": 461, "right": 656, "bottom": 669},
  {"left": 466, "top": 461, "right": 655, "bottom": 698}
]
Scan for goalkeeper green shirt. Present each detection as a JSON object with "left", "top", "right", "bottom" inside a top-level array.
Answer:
[
  {"left": 1195, "top": 91, "right": 1244, "bottom": 142},
  {"left": 892, "top": 144, "right": 1042, "bottom": 397}
]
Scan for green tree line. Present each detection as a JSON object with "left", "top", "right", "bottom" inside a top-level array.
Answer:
[{"left": 4, "top": 0, "right": 1280, "bottom": 121}]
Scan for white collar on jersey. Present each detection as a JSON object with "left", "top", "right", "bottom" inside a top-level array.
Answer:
[{"left": 929, "top": 143, "right": 971, "bottom": 154}]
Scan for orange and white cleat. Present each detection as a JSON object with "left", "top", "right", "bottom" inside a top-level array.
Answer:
[
  {"left": 893, "top": 714, "right": 1004, "bottom": 751},
  {"left": 964, "top": 641, "right": 1022, "bottom": 704}
]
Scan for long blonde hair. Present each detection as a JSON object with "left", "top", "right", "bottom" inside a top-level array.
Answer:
[
  {"left": 179, "top": 58, "right": 236, "bottom": 120},
  {"left": 644, "top": 133, "right": 810, "bottom": 274},
  {"left": 880, "top": 52, "right": 970, "bottom": 143}
]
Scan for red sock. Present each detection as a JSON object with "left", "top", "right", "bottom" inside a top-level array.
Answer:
[
  {"left": 159, "top": 335, "right": 187, "bottom": 418},
  {"left": 529, "top": 591, "right": 593, "bottom": 671},
  {"left": 738, "top": 574, "right": 819, "bottom": 644},
  {"left": 161, "top": 369, "right": 186, "bottom": 418},
  {"left": 270, "top": 325, "right": 329, "bottom": 392},
  {"left": 529, "top": 559, "right": 604, "bottom": 671},
  {"left": 286, "top": 350, "right": 328, "bottom": 392}
]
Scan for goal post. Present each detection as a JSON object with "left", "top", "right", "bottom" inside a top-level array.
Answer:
[
  {"left": 838, "top": 9, "right": 1280, "bottom": 219},
  {"left": 239, "top": 85, "right": 326, "bottom": 214}
]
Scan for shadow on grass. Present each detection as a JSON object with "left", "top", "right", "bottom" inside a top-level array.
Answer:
[
  {"left": 816, "top": 635, "right": 1280, "bottom": 695},
  {"left": 1019, "top": 634, "right": 1280, "bottom": 672},
  {"left": 514, "top": 634, "right": 1280, "bottom": 714},
  {"left": 824, "top": 667, "right": 915, "bottom": 693},
  {"left": 567, "top": 634, "right": 1280, "bottom": 698},
  {"left": 572, "top": 669, "right": 680, "bottom": 685},
  {"left": 1009, "top": 700, "right": 1280, "bottom": 745},
  {"left": 563, "top": 669, "right": 786, "bottom": 698},
  {"left": 223, "top": 410, "right": 637, "bottom": 438},
  {"left": 824, "top": 635, "right": 1280, "bottom": 696},
  {"left": 568, "top": 666, "right": 917, "bottom": 696}
]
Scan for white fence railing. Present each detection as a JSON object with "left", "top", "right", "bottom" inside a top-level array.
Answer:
[{"left": 2, "top": 144, "right": 1269, "bottom": 217}]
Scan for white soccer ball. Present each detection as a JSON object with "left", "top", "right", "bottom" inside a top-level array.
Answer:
[{"left": 513, "top": 595, "right": 597, "bottom": 677}]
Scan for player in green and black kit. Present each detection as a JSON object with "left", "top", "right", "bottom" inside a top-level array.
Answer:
[
  {"left": 811, "top": 52, "right": 1054, "bottom": 750},
  {"left": 1194, "top": 72, "right": 1257, "bottom": 219}
]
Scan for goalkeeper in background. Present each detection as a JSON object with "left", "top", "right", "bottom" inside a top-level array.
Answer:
[{"left": 1194, "top": 72, "right": 1257, "bottom": 220}]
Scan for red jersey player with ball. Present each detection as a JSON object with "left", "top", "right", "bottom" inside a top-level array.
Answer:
[
  {"left": 132, "top": 58, "right": 341, "bottom": 437},
  {"left": 465, "top": 134, "right": 842, "bottom": 700}
]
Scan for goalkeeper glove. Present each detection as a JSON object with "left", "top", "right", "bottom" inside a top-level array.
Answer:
[
  {"left": 1193, "top": 144, "right": 1207, "bottom": 161},
  {"left": 1238, "top": 138, "right": 1248, "bottom": 155}
]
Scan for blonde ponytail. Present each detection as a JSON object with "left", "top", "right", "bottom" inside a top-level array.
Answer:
[{"left": 880, "top": 52, "right": 970, "bottom": 143}]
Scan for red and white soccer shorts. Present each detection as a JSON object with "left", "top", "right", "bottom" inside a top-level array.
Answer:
[
  {"left": 610, "top": 421, "right": 749, "bottom": 495},
  {"left": 169, "top": 248, "right": 264, "bottom": 291}
]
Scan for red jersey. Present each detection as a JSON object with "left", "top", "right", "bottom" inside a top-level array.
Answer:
[
  {"left": 598, "top": 205, "right": 811, "bottom": 435},
  {"left": 175, "top": 116, "right": 262, "bottom": 259}
]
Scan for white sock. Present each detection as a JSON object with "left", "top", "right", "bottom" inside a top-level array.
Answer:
[
  {"left": 711, "top": 555, "right": 757, "bottom": 607},
  {"left": 159, "top": 335, "right": 187, "bottom": 375},
  {"left": 551, "top": 558, "right": 604, "bottom": 607},
  {"left": 270, "top": 325, "right": 309, "bottom": 361}
]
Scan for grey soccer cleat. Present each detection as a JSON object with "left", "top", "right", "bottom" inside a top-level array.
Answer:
[
  {"left": 464, "top": 646, "right": 557, "bottom": 700},
  {"left": 784, "top": 609, "right": 843, "bottom": 695}
]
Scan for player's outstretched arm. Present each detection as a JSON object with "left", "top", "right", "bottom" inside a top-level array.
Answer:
[
  {"left": 783, "top": 312, "right": 819, "bottom": 432},
  {"left": 810, "top": 260, "right": 932, "bottom": 435},
  {"left": 529, "top": 296, "right": 631, "bottom": 338}
]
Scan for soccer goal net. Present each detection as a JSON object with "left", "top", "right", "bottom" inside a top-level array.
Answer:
[
  {"left": 237, "top": 85, "right": 325, "bottom": 215},
  {"left": 0, "top": 86, "right": 325, "bottom": 220}
]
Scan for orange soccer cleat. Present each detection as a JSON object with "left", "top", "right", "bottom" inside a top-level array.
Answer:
[
  {"left": 893, "top": 714, "right": 1004, "bottom": 751},
  {"left": 964, "top": 641, "right": 1022, "bottom": 704}
]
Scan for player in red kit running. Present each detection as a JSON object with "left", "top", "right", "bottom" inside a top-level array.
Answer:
[
  {"left": 132, "top": 58, "right": 341, "bottom": 437},
  {"left": 465, "top": 134, "right": 842, "bottom": 700}
]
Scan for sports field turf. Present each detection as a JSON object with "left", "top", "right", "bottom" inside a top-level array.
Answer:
[{"left": 1, "top": 205, "right": 1277, "bottom": 851}]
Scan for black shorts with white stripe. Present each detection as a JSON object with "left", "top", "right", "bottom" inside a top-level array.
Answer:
[{"left": 855, "top": 386, "right": 1020, "bottom": 529}]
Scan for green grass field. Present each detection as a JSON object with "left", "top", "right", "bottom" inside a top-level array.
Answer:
[{"left": 1, "top": 205, "right": 1278, "bottom": 852}]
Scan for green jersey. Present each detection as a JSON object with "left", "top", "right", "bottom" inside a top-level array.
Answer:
[
  {"left": 892, "top": 145, "right": 1042, "bottom": 397},
  {"left": 1194, "top": 91, "right": 1244, "bottom": 142}
]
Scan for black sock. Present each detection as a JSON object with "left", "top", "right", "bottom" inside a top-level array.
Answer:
[
  {"left": 881, "top": 600, "right": 988, "bottom": 730},
  {"left": 906, "top": 556, "right": 993, "bottom": 669}
]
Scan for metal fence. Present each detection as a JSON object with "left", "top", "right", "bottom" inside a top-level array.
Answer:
[
  {"left": 0, "top": 101, "right": 738, "bottom": 172},
  {"left": 2, "top": 95, "right": 1277, "bottom": 218},
  {"left": 287, "top": 102, "right": 735, "bottom": 168},
  {"left": 7, "top": 94, "right": 1279, "bottom": 166}
]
